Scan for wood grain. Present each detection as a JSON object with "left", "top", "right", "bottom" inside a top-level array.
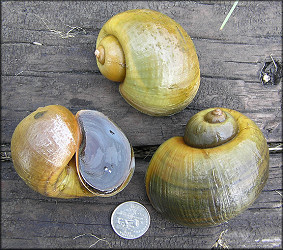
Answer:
[
  {"left": 1, "top": 1, "right": 282, "bottom": 249},
  {"left": 1, "top": 154, "right": 282, "bottom": 249},
  {"left": 1, "top": 1, "right": 282, "bottom": 146}
]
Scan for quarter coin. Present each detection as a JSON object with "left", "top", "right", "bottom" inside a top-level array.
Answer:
[{"left": 111, "top": 201, "right": 150, "bottom": 239}]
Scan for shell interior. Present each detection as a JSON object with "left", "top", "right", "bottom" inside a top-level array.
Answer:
[{"left": 76, "top": 110, "right": 134, "bottom": 196}]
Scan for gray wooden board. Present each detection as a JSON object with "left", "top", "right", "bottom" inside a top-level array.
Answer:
[
  {"left": 1, "top": 154, "right": 282, "bottom": 248},
  {"left": 1, "top": 1, "right": 282, "bottom": 146},
  {"left": 1, "top": 1, "right": 282, "bottom": 249}
]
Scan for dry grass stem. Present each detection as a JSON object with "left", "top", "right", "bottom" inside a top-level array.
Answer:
[
  {"left": 33, "top": 13, "right": 86, "bottom": 39},
  {"left": 73, "top": 233, "right": 111, "bottom": 248},
  {"left": 0, "top": 152, "right": 12, "bottom": 161},
  {"left": 270, "top": 55, "right": 278, "bottom": 70},
  {"left": 32, "top": 42, "right": 43, "bottom": 46},
  {"left": 220, "top": 1, "right": 239, "bottom": 30},
  {"left": 15, "top": 70, "right": 24, "bottom": 76},
  {"left": 269, "top": 143, "right": 283, "bottom": 152},
  {"left": 212, "top": 229, "right": 229, "bottom": 249},
  {"left": 275, "top": 190, "right": 282, "bottom": 197}
]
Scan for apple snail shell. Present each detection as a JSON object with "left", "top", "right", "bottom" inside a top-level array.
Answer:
[
  {"left": 95, "top": 9, "right": 200, "bottom": 116},
  {"left": 11, "top": 105, "right": 135, "bottom": 198},
  {"left": 145, "top": 108, "right": 269, "bottom": 227}
]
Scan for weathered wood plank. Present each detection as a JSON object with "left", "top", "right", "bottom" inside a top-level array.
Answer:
[
  {"left": 2, "top": 1, "right": 282, "bottom": 43},
  {"left": 1, "top": 39, "right": 281, "bottom": 79},
  {"left": 1, "top": 1, "right": 282, "bottom": 249},
  {"left": 1, "top": 74, "right": 281, "bottom": 145},
  {"left": 1, "top": 1, "right": 282, "bottom": 147},
  {"left": 1, "top": 154, "right": 282, "bottom": 249}
]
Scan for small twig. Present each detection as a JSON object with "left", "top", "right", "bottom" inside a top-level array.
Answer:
[
  {"left": 0, "top": 152, "right": 12, "bottom": 161},
  {"left": 143, "top": 151, "right": 151, "bottom": 160},
  {"left": 212, "top": 229, "right": 229, "bottom": 249},
  {"left": 32, "top": 41, "right": 43, "bottom": 46},
  {"left": 15, "top": 70, "right": 24, "bottom": 76},
  {"left": 269, "top": 143, "right": 283, "bottom": 153},
  {"left": 66, "top": 25, "right": 86, "bottom": 36},
  {"left": 270, "top": 54, "right": 278, "bottom": 71},
  {"left": 220, "top": 1, "right": 239, "bottom": 30},
  {"left": 88, "top": 238, "right": 107, "bottom": 248},
  {"left": 275, "top": 190, "right": 282, "bottom": 197},
  {"left": 33, "top": 13, "right": 86, "bottom": 39},
  {"left": 73, "top": 233, "right": 111, "bottom": 248}
]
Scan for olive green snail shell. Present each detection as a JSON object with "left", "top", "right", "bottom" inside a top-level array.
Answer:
[
  {"left": 145, "top": 108, "right": 269, "bottom": 227},
  {"left": 95, "top": 9, "right": 200, "bottom": 116}
]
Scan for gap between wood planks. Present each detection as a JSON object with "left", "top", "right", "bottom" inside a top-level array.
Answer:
[{"left": 1, "top": 142, "right": 282, "bottom": 161}]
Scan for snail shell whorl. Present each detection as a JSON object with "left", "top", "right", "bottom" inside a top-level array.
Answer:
[
  {"left": 184, "top": 108, "right": 239, "bottom": 148},
  {"left": 11, "top": 105, "right": 93, "bottom": 198},
  {"left": 96, "top": 9, "right": 200, "bottom": 116},
  {"left": 145, "top": 108, "right": 269, "bottom": 227},
  {"left": 95, "top": 35, "right": 126, "bottom": 82}
]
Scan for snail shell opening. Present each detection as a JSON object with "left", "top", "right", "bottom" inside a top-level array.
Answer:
[
  {"left": 95, "top": 9, "right": 200, "bottom": 116},
  {"left": 75, "top": 110, "right": 135, "bottom": 196},
  {"left": 11, "top": 105, "right": 135, "bottom": 198}
]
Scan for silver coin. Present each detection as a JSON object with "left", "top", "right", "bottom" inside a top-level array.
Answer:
[{"left": 111, "top": 201, "right": 150, "bottom": 239}]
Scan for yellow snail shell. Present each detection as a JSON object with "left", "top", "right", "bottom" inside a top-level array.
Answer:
[
  {"left": 95, "top": 9, "right": 200, "bottom": 116},
  {"left": 11, "top": 105, "right": 135, "bottom": 198}
]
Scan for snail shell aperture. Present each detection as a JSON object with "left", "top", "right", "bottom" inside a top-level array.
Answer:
[
  {"left": 145, "top": 108, "right": 269, "bottom": 227},
  {"left": 11, "top": 105, "right": 135, "bottom": 198},
  {"left": 95, "top": 9, "right": 200, "bottom": 116}
]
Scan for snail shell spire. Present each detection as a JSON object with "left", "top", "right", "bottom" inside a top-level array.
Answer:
[
  {"left": 95, "top": 35, "right": 126, "bottom": 82},
  {"left": 184, "top": 108, "right": 239, "bottom": 148}
]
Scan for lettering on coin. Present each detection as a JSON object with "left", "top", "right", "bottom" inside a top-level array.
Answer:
[{"left": 111, "top": 201, "right": 150, "bottom": 239}]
